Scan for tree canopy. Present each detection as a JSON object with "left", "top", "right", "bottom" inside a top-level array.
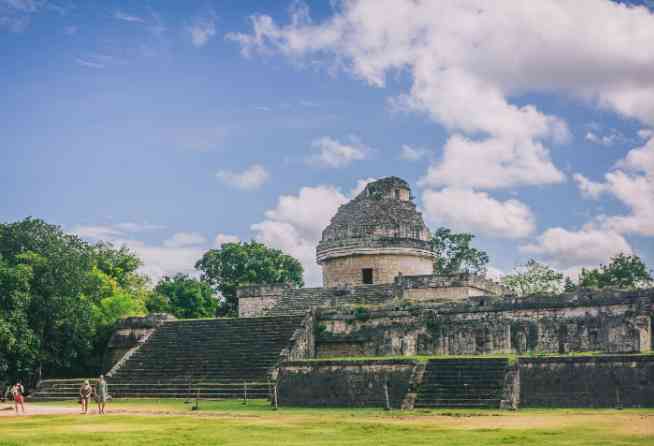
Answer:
[
  {"left": 0, "top": 218, "right": 149, "bottom": 385},
  {"left": 431, "top": 227, "right": 489, "bottom": 275},
  {"left": 195, "top": 241, "right": 304, "bottom": 316},
  {"left": 147, "top": 274, "right": 218, "bottom": 319},
  {"left": 578, "top": 253, "right": 653, "bottom": 289},
  {"left": 501, "top": 259, "right": 564, "bottom": 296}
]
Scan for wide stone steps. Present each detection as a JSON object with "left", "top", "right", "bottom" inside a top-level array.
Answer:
[
  {"left": 33, "top": 315, "right": 304, "bottom": 400},
  {"left": 414, "top": 358, "right": 509, "bottom": 409},
  {"left": 30, "top": 380, "right": 271, "bottom": 400}
]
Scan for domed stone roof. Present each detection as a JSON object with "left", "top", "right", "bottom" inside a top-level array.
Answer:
[{"left": 316, "top": 177, "right": 433, "bottom": 264}]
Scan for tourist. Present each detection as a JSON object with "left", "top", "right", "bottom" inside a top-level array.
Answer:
[
  {"left": 11, "top": 382, "right": 25, "bottom": 414},
  {"left": 95, "top": 374, "right": 109, "bottom": 415},
  {"left": 79, "top": 380, "right": 92, "bottom": 414}
]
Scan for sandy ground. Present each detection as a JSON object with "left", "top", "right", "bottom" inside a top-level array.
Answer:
[
  {"left": 1, "top": 403, "right": 653, "bottom": 437},
  {"left": 0, "top": 403, "right": 81, "bottom": 416}
]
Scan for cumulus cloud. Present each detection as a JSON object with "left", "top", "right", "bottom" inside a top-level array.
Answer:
[
  {"left": 573, "top": 173, "right": 609, "bottom": 199},
  {"left": 228, "top": 1, "right": 654, "bottom": 189},
  {"left": 163, "top": 232, "right": 208, "bottom": 248},
  {"left": 399, "top": 144, "right": 427, "bottom": 161},
  {"left": 419, "top": 134, "right": 565, "bottom": 189},
  {"left": 217, "top": 164, "right": 270, "bottom": 190},
  {"left": 574, "top": 137, "right": 654, "bottom": 236},
  {"left": 639, "top": 129, "right": 654, "bottom": 140},
  {"left": 520, "top": 227, "right": 632, "bottom": 271},
  {"left": 307, "top": 136, "right": 370, "bottom": 168},
  {"left": 252, "top": 180, "right": 372, "bottom": 286},
  {"left": 70, "top": 223, "right": 210, "bottom": 282},
  {"left": 188, "top": 12, "right": 216, "bottom": 47},
  {"left": 214, "top": 233, "right": 240, "bottom": 247},
  {"left": 421, "top": 188, "right": 535, "bottom": 239}
]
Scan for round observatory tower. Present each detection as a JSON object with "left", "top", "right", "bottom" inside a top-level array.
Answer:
[{"left": 316, "top": 177, "right": 435, "bottom": 287}]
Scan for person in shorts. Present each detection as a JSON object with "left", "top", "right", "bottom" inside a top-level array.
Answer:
[
  {"left": 79, "top": 380, "right": 92, "bottom": 414},
  {"left": 11, "top": 382, "right": 25, "bottom": 414}
]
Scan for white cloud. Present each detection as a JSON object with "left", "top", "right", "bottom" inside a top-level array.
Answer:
[
  {"left": 307, "top": 136, "right": 370, "bottom": 168},
  {"left": 638, "top": 129, "right": 654, "bottom": 140},
  {"left": 163, "top": 232, "right": 208, "bottom": 248},
  {"left": 217, "top": 164, "right": 270, "bottom": 190},
  {"left": 421, "top": 188, "right": 535, "bottom": 239},
  {"left": 188, "top": 12, "right": 216, "bottom": 47},
  {"left": 70, "top": 223, "right": 205, "bottom": 282},
  {"left": 573, "top": 173, "right": 608, "bottom": 199},
  {"left": 252, "top": 182, "right": 371, "bottom": 286},
  {"left": 75, "top": 58, "right": 104, "bottom": 69},
  {"left": 118, "top": 239, "right": 205, "bottom": 282},
  {"left": 214, "top": 233, "right": 240, "bottom": 247},
  {"left": 521, "top": 227, "right": 632, "bottom": 271},
  {"left": 228, "top": 0, "right": 654, "bottom": 189},
  {"left": 399, "top": 144, "right": 427, "bottom": 161},
  {"left": 419, "top": 134, "right": 565, "bottom": 189},
  {"left": 574, "top": 137, "right": 654, "bottom": 236},
  {"left": 70, "top": 222, "right": 164, "bottom": 240},
  {"left": 113, "top": 10, "right": 145, "bottom": 23},
  {"left": 71, "top": 225, "right": 124, "bottom": 240}
]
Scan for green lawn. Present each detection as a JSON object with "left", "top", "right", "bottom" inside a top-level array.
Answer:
[{"left": 0, "top": 400, "right": 652, "bottom": 445}]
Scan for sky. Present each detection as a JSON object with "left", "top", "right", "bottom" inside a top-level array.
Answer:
[{"left": 2, "top": 0, "right": 654, "bottom": 287}]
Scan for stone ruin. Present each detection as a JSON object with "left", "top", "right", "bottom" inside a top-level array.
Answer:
[{"left": 32, "top": 177, "right": 654, "bottom": 408}]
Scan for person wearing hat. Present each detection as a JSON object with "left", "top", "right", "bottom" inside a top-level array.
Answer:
[{"left": 79, "top": 380, "right": 93, "bottom": 414}]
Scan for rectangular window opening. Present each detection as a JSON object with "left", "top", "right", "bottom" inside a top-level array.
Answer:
[{"left": 362, "top": 268, "right": 373, "bottom": 284}]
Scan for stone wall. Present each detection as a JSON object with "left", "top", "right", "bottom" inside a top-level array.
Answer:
[
  {"left": 277, "top": 359, "right": 417, "bottom": 408},
  {"left": 275, "top": 355, "right": 654, "bottom": 409},
  {"left": 315, "top": 289, "right": 653, "bottom": 357},
  {"left": 321, "top": 252, "right": 434, "bottom": 287},
  {"left": 395, "top": 273, "right": 509, "bottom": 301},
  {"left": 518, "top": 356, "right": 654, "bottom": 407},
  {"left": 237, "top": 283, "right": 295, "bottom": 318},
  {"left": 103, "top": 313, "right": 175, "bottom": 372}
]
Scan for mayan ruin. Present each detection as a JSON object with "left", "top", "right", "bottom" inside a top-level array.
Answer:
[
  {"left": 4, "top": 1, "right": 654, "bottom": 443},
  {"left": 29, "top": 177, "right": 654, "bottom": 410}
]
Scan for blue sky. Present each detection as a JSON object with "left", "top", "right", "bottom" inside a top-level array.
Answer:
[{"left": 2, "top": 0, "right": 654, "bottom": 286}]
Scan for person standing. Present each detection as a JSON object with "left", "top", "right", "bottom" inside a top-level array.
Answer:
[
  {"left": 11, "top": 382, "right": 25, "bottom": 414},
  {"left": 95, "top": 375, "right": 109, "bottom": 415},
  {"left": 79, "top": 380, "right": 92, "bottom": 415}
]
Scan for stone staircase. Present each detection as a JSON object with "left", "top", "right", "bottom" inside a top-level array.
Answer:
[
  {"left": 32, "top": 315, "right": 305, "bottom": 400},
  {"left": 30, "top": 378, "right": 96, "bottom": 401},
  {"left": 414, "top": 358, "right": 509, "bottom": 408},
  {"left": 266, "top": 284, "right": 396, "bottom": 316}
]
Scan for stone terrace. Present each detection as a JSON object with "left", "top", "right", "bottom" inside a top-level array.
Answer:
[
  {"left": 264, "top": 284, "right": 396, "bottom": 317},
  {"left": 33, "top": 315, "right": 305, "bottom": 400}
]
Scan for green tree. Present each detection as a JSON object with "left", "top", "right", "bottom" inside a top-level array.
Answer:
[
  {"left": 578, "top": 253, "right": 653, "bottom": 289},
  {"left": 431, "top": 227, "right": 489, "bottom": 275},
  {"left": 149, "top": 274, "right": 218, "bottom": 319},
  {"left": 195, "top": 241, "right": 304, "bottom": 316},
  {"left": 0, "top": 218, "right": 149, "bottom": 384},
  {"left": 501, "top": 259, "right": 564, "bottom": 296},
  {"left": 563, "top": 276, "right": 577, "bottom": 292},
  {"left": 0, "top": 254, "right": 40, "bottom": 383}
]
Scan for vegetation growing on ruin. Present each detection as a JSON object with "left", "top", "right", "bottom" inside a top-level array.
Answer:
[
  {"left": 431, "top": 227, "right": 489, "bottom": 275},
  {"left": 195, "top": 241, "right": 304, "bottom": 316}
]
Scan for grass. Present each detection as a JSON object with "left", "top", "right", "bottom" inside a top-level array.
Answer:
[{"left": 0, "top": 400, "right": 652, "bottom": 445}]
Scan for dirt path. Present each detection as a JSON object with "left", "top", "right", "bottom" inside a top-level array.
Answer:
[
  {"left": 0, "top": 403, "right": 81, "bottom": 416},
  {"left": 1, "top": 403, "right": 652, "bottom": 437}
]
